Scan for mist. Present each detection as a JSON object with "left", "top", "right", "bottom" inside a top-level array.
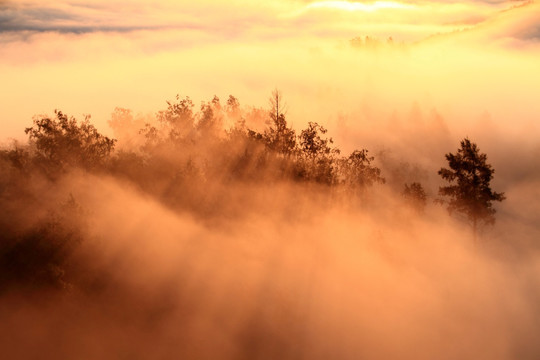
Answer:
[{"left": 2, "top": 0, "right": 540, "bottom": 359}]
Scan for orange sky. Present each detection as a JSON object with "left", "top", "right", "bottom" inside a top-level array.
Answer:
[{"left": 0, "top": 0, "right": 539, "bottom": 141}]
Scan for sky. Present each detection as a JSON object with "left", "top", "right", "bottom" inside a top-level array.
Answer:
[{"left": 0, "top": 0, "right": 539, "bottom": 143}]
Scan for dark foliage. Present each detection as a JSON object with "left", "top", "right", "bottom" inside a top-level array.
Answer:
[
  {"left": 263, "top": 90, "right": 296, "bottom": 156},
  {"left": 339, "top": 149, "right": 385, "bottom": 193},
  {"left": 438, "top": 138, "right": 505, "bottom": 233},
  {"left": 403, "top": 182, "right": 427, "bottom": 213},
  {"left": 0, "top": 195, "right": 85, "bottom": 293},
  {"left": 25, "top": 110, "right": 116, "bottom": 174}
]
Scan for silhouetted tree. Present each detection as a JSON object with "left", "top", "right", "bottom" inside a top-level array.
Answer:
[
  {"left": 1, "top": 145, "right": 30, "bottom": 173},
  {"left": 25, "top": 110, "right": 116, "bottom": 173},
  {"left": 339, "top": 149, "right": 385, "bottom": 193},
  {"left": 298, "top": 122, "right": 339, "bottom": 184},
  {"left": 226, "top": 95, "right": 240, "bottom": 114},
  {"left": 299, "top": 122, "right": 333, "bottom": 159},
  {"left": 438, "top": 138, "right": 505, "bottom": 238},
  {"left": 403, "top": 182, "right": 427, "bottom": 213},
  {"left": 264, "top": 89, "right": 296, "bottom": 156},
  {"left": 197, "top": 97, "right": 222, "bottom": 138},
  {"left": 156, "top": 95, "right": 195, "bottom": 141}
]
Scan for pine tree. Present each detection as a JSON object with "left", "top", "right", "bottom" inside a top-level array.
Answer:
[{"left": 438, "top": 138, "right": 505, "bottom": 238}]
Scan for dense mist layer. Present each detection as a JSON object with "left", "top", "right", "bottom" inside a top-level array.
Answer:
[{"left": 3, "top": 173, "right": 540, "bottom": 360}]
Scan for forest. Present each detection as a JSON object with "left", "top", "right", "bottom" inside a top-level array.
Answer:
[{"left": 0, "top": 91, "right": 534, "bottom": 360}]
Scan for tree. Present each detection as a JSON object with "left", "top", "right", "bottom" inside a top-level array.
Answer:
[
  {"left": 156, "top": 95, "right": 195, "bottom": 141},
  {"left": 339, "top": 149, "right": 385, "bottom": 193},
  {"left": 264, "top": 89, "right": 296, "bottom": 156},
  {"left": 402, "top": 182, "right": 427, "bottom": 213},
  {"left": 25, "top": 110, "right": 116, "bottom": 172},
  {"left": 298, "top": 122, "right": 339, "bottom": 184},
  {"left": 0, "top": 194, "right": 85, "bottom": 292},
  {"left": 299, "top": 122, "right": 333, "bottom": 160},
  {"left": 438, "top": 138, "right": 505, "bottom": 237},
  {"left": 226, "top": 95, "right": 240, "bottom": 115},
  {"left": 196, "top": 97, "right": 222, "bottom": 138}
]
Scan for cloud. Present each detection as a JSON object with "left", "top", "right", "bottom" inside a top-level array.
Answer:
[
  {"left": 0, "top": 1, "right": 286, "bottom": 34},
  {"left": 419, "top": 1, "right": 540, "bottom": 44},
  {"left": 0, "top": 0, "right": 530, "bottom": 40},
  {"left": 0, "top": 1, "right": 192, "bottom": 33}
]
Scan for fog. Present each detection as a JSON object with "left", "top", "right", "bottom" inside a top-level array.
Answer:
[
  {"left": 2, "top": 168, "right": 540, "bottom": 359},
  {"left": 1, "top": 0, "right": 540, "bottom": 359}
]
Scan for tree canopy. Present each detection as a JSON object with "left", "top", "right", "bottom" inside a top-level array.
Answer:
[
  {"left": 403, "top": 182, "right": 427, "bottom": 213},
  {"left": 264, "top": 89, "right": 296, "bottom": 156},
  {"left": 438, "top": 138, "right": 505, "bottom": 234},
  {"left": 25, "top": 110, "right": 116, "bottom": 172}
]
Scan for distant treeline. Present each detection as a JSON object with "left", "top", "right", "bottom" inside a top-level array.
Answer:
[{"left": 6, "top": 91, "right": 393, "bottom": 206}]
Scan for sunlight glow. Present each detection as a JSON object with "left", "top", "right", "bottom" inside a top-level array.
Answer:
[{"left": 307, "top": 1, "right": 414, "bottom": 12}]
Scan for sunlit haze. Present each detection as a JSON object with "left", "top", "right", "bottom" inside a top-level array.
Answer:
[
  {"left": 1, "top": 0, "right": 540, "bottom": 359},
  {"left": 307, "top": 1, "right": 414, "bottom": 11}
]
